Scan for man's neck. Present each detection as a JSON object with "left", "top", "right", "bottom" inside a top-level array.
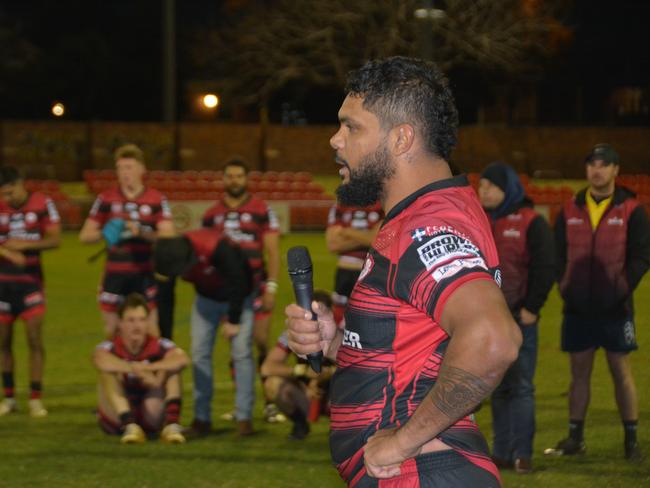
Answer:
[
  {"left": 121, "top": 183, "right": 144, "bottom": 200},
  {"left": 382, "top": 155, "right": 452, "bottom": 214},
  {"left": 589, "top": 184, "right": 614, "bottom": 201},
  {"left": 124, "top": 337, "right": 145, "bottom": 356}
]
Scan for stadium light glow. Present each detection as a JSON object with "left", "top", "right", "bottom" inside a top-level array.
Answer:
[
  {"left": 51, "top": 102, "right": 65, "bottom": 117},
  {"left": 202, "top": 94, "right": 219, "bottom": 109}
]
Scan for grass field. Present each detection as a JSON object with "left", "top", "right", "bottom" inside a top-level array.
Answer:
[{"left": 0, "top": 232, "right": 648, "bottom": 487}]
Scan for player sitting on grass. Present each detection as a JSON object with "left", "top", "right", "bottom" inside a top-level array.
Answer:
[{"left": 93, "top": 293, "right": 189, "bottom": 444}]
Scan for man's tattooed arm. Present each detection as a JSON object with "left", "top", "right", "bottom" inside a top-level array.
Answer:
[{"left": 430, "top": 364, "right": 492, "bottom": 419}]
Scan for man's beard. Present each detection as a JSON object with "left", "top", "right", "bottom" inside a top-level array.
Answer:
[
  {"left": 336, "top": 144, "right": 394, "bottom": 207},
  {"left": 226, "top": 185, "right": 247, "bottom": 198}
]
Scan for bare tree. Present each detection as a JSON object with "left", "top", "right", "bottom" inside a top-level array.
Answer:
[
  {"left": 193, "top": 0, "right": 571, "bottom": 106},
  {"left": 0, "top": 9, "right": 39, "bottom": 95}
]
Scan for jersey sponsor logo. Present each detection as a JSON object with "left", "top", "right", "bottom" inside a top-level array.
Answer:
[
  {"left": 357, "top": 254, "right": 374, "bottom": 282},
  {"left": 607, "top": 217, "right": 624, "bottom": 226},
  {"left": 431, "top": 257, "right": 487, "bottom": 282},
  {"left": 506, "top": 213, "right": 522, "bottom": 221},
  {"left": 503, "top": 228, "right": 521, "bottom": 238},
  {"left": 139, "top": 204, "right": 152, "bottom": 216},
  {"left": 111, "top": 202, "right": 123, "bottom": 214},
  {"left": 411, "top": 225, "right": 471, "bottom": 243},
  {"left": 417, "top": 233, "right": 481, "bottom": 270},
  {"left": 567, "top": 217, "right": 584, "bottom": 225},
  {"left": 213, "top": 215, "right": 224, "bottom": 225},
  {"left": 368, "top": 211, "right": 380, "bottom": 223},
  {"left": 342, "top": 329, "right": 362, "bottom": 349},
  {"left": 241, "top": 212, "right": 252, "bottom": 223}
]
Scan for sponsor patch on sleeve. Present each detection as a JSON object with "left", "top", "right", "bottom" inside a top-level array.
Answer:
[{"left": 417, "top": 232, "right": 482, "bottom": 270}]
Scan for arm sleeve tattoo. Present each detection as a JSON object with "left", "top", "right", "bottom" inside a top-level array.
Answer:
[{"left": 430, "top": 364, "right": 492, "bottom": 419}]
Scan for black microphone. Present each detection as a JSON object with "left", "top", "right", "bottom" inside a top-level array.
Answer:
[{"left": 287, "top": 246, "right": 322, "bottom": 373}]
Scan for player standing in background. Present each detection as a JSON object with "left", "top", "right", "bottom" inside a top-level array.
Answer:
[
  {"left": 326, "top": 202, "right": 383, "bottom": 325},
  {"left": 202, "top": 158, "right": 281, "bottom": 423},
  {"left": 0, "top": 166, "right": 61, "bottom": 418},
  {"left": 79, "top": 144, "right": 175, "bottom": 337}
]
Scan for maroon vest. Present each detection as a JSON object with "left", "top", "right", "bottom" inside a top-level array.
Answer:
[
  {"left": 182, "top": 228, "right": 228, "bottom": 300},
  {"left": 492, "top": 207, "right": 538, "bottom": 312},
  {"left": 560, "top": 193, "right": 639, "bottom": 316}
]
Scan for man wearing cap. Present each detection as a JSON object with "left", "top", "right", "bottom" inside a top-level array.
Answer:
[
  {"left": 478, "top": 162, "right": 555, "bottom": 474},
  {"left": 547, "top": 143, "right": 650, "bottom": 460},
  {"left": 153, "top": 229, "right": 255, "bottom": 437}
]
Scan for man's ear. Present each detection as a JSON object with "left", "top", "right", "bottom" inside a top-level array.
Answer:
[{"left": 391, "top": 124, "right": 415, "bottom": 157}]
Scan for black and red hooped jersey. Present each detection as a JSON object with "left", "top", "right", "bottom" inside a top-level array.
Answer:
[
  {"left": 96, "top": 335, "right": 176, "bottom": 393},
  {"left": 0, "top": 192, "right": 60, "bottom": 284},
  {"left": 202, "top": 195, "right": 279, "bottom": 285},
  {"left": 329, "top": 176, "right": 502, "bottom": 486},
  {"left": 327, "top": 202, "right": 383, "bottom": 265},
  {"left": 88, "top": 187, "right": 172, "bottom": 274}
]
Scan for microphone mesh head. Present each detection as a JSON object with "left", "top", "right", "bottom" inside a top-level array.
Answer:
[{"left": 287, "top": 246, "right": 312, "bottom": 274}]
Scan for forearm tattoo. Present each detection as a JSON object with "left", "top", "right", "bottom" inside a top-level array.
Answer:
[{"left": 430, "top": 365, "right": 492, "bottom": 419}]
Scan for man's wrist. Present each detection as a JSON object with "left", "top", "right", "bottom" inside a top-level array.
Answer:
[{"left": 266, "top": 279, "right": 278, "bottom": 294}]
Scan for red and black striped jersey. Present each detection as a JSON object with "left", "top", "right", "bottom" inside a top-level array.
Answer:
[
  {"left": 0, "top": 192, "right": 60, "bottom": 284},
  {"left": 95, "top": 335, "right": 176, "bottom": 393},
  {"left": 88, "top": 187, "right": 172, "bottom": 274},
  {"left": 327, "top": 202, "right": 383, "bottom": 266},
  {"left": 201, "top": 195, "right": 279, "bottom": 286},
  {"left": 329, "top": 176, "right": 501, "bottom": 486}
]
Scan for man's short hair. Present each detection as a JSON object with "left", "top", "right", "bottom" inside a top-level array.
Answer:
[
  {"left": 153, "top": 236, "right": 196, "bottom": 278},
  {"left": 114, "top": 144, "right": 145, "bottom": 164},
  {"left": 585, "top": 143, "right": 619, "bottom": 165},
  {"left": 0, "top": 166, "right": 23, "bottom": 186},
  {"left": 223, "top": 157, "right": 249, "bottom": 174},
  {"left": 345, "top": 56, "right": 458, "bottom": 161},
  {"left": 118, "top": 293, "right": 149, "bottom": 318}
]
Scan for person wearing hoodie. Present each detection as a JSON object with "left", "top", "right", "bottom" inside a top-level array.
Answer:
[
  {"left": 479, "top": 162, "right": 555, "bottom": 474},
  {"left": 546, "top": 144, "right": 650, "bottom": 461}
]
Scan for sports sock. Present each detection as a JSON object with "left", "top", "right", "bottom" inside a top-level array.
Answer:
[
  {"left": 569, "top": 419, "right": 584, "bottom": 442},
  {"left": 623, "top": 420, "right": 638, "bottom": 446},
  {"left": 164, "top": 398, "right": 181, "bottom": 425},
  {"left": 30, "top": 381, "right": 42, "bottom": 400},
  {"left": 119, "top": 411, "right": 136, "bottom": 427},
  {"left": 2, "top": 372, "right": 14, "bottom": 398}
]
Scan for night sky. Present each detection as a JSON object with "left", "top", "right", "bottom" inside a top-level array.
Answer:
[{"left": 1, "top": 0, "right": 649, "bottom": 125}]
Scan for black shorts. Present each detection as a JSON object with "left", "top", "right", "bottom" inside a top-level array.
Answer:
[
  {"left": 98, "top": 272, "right": 158, "bottom": 313},
  {"left": 334, "top": 268, "right": 362, "bottom": 301},
  {"left": 0, "top": 281, "right": 46, "bottom": 325},
  {"left": 562, "top": 314, "right": 638, "bottom": 353},
  {"left": 354, "top": 450, "right": 500, "bottom": 488}
]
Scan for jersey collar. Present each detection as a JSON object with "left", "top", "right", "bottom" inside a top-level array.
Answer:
[{"left": 383, "top": 174, "right": 470, "bottom": 224}]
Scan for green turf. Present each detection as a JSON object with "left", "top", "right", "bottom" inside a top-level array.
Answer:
[{"left": 0, "top": 232, "right": 648, "bottom": 487}]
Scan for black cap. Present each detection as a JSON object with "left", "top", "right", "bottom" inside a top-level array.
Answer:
[
  {"left": 586, "top": 143, "right": 619, "bottom": 165},
  {"left": 480, "top": 162, "right": 509, "bottom": 193},
  {"left": 153, "top": 237, "right": 196, "bottom": 277}
]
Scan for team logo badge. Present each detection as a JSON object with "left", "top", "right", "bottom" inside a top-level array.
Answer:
[
  {"left": 368, "top": 211, "right": 380, "bottom": 222},
  {"left": 607, "top": 217, "right": 624, "bottom": 226},
  {"left": 213, "top": 215, "right": 224, "bottom": 225},
  {"left": 623, "top": 320, "right": 635, "bottom": 345},
  {"left": 111, "top": 203, "right": 123, "bottom": 214},
  {"left": 241, "top": 212, "right": 252, "bottom": 223},
  {"left": 342, "top": 212, "right": 352, "bottom": 223},
  {"left": 140, "top": 205, "right": 152, "bottom": 216},
  {"left": 0, "top": 215, "right": 8, "bottom": 225},
  {"left": 25, "top": 212, "right": 37, "bottom": 224}
]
